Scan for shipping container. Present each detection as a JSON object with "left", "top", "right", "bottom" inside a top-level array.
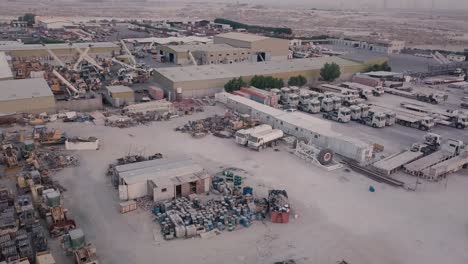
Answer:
[{"left": 148, "top": 86, "right": 165, "bottom": 100}]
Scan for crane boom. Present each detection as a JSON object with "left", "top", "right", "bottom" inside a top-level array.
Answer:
[
  {"left": 44, "top": 46, "right": 65, "bottom": 67},
  {"left": 73, "top": 46, "right": 90, "bottom": 71},
  {"left": 74, "top": 48, "right": 104, "bottom": 71},
  {"left": 188, "top": 50, "right": 197, "bottom": 66},
  {"left": 52, "top": 70, "right": 80, "bottom": 95},
  {"left": 120, "top": 40, "right": 136, "bottom": 65}
]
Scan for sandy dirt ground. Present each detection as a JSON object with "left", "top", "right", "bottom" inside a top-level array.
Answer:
[{"left": 27, "top": 102, "right": 468, "bottom": 264}]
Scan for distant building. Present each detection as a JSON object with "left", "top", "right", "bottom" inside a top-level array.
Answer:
[
  {"left": 332, "top": 38, "right": 405, "bottom": 54},
  {"left": 35, "top": 17, "right": 73, "bottom": 29},
  {"left": 447, "top": 54, "right": 466, "bottom": 62},
  {"left": 214, "top": 32, "right": 290, "bottom": 61},
  {"left": 155, "top": 43, "right": 251, "bottom": 65}
]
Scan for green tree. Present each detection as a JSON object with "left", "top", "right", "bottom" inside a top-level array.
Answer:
[
  {"left": 288, "top": 75, "right": 307, "bottom": 86},
  {"left": 224, "top": 77, "right": 247, "bottom": 92},
  {"left": 365, "top": 61, "right": 392, "bottom": 72},
  {"left": 250, "top": 75, "right": 283, "bottom": 89},
  {"left": 20, "top": 13, "right": 36, "bottom": 27},
  {"left": 320, "top": 62, "right": 341, "bottom": 82}
]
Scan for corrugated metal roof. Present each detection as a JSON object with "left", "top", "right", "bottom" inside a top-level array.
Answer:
[
  {"left": 118, "top": 159, "right": 194, "bottom": 179},
  {"left": 166, "top": 43, "right": 247, "bottom": 53},
  {"left": 106, "top": 85, "right": 133, "bottom": 94},
  {"left": 125, "top": 36, "right": 212, "bottom": 45},
  {"left": 0, "top": 42, "right": 118, "bottom": 52},
  {"left": 0, "top": 78, "right": 53, "bottom": 102},
  {"left": 0, "top": 52, "right": 13, "bottom": 80},
  {"left": 215, "top": 32, "right": 269, "bottom": 42},
  {"left": 156, "top": 57, "right": 361, "bottom": 83},
  {"left": 121, "top": 163, "right": 204, "bottom": 185}
]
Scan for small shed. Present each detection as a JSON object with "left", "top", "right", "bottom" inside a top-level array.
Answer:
[
  {"left": 105, "top": 85, "right": 135, "bottom": 107},
  {"left": 116, "top": 157, "right": 211, "bottom": 201}
]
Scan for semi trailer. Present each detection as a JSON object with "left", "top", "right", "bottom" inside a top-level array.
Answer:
[{"left": 404, "top": 139, "right": 465, "bottom": 177}]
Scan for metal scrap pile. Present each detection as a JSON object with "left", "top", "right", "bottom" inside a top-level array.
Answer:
[
  {"left": 176, "top": 112, "right": 259, "bottom": 138},
  {"left": 34, "top": 148, "right": 79, "bottom": 172},
  {"left": 0, "top": 187, "right": 48, "bottom": 263},
  {"left": 153, "top": 193, "right": 261, "bottom": 240},
  {"left": 104, "top": 112, "right": 175, "bottom": 128}
]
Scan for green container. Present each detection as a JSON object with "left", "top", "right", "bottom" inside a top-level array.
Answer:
[{"left": 69, "top": 229, "right": 85, "bottom": 250}]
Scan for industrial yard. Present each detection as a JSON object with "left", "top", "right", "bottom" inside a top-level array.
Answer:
[
  {"left": 20, "top": 104, "right": 466, "bottom": 264},
  {"left": 0, "top": 1, "right": 467, "bottom": 264}
]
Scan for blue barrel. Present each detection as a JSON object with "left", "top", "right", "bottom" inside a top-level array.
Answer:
[{"left": 243, "top": 186, "right": 253, "bottom": 195}]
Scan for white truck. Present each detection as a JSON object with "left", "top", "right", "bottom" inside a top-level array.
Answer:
[
  {"left": 298, "top": 99, "right": 321, "bottom": 113},
  {"left": 321, "top": 98, "right": 335, "bottom": 112},
  {"left": 322, "top": 107, "right": 351, "bottom": 123},
  {"left": 404, "top": 139, "right": 465, "bottom": 177},
  {"left": 247, "top": 129, "right": 284, "bottom": 151},
  {"left": 280, "top": 87, "right": 299, "bottom": 108},
  {"left": 357, "top": 111, "right": 386, "bottom": 128},
  {"left": 235, "top": 124, "right": 272, "bottom": 146},
  {"left": 369, "top": 106, "right": 396, "bottom": 126},
  {"left": 396, "top": 115, "right": 435, "bottom": 131},
  {"left": 437, "top": 115, "right": 468, "bottom": 129},
  {"left": 349, "top": 105, "right": 362, "bottom": 120}
]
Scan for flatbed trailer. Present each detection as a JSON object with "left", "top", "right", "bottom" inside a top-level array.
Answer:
[
  {"left": 421, "top": 152, "right": 468, "bottom": 181},
  {"left": 384, "top": 88, "right": 416, "bottom": 99},
  {"left": 403, "top": 150, "right": 457, "bottom": 176},
  {"left": 372, "top": 150, "right": 424, "bottom": 175}
]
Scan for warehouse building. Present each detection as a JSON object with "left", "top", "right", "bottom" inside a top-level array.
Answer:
[
  {"left": 104, "top": 85, "right": 135, "bottom": 107},
  {"left": 115, "top": 157, "right": 211, "bottom": 201},
  {"left": 156, "top": 43, "right": 251, "bottom": 65},
  {"left": 216, "top": 92, "right": 373, "bottom": 163},
  {"left": 214, "top": 32, "right": 289, "bottom": 61},
  {"left": 0, "top": 42, "right": 119, "bottom": 62},
  {"left": 0, "top": 78, "right": 56, "bottom": 113},
  {"left": 153, "top": 56, "right": 366, "bottom": 98},
  {"left": 0, "top": 52, "right": 13, "bottom": 81}
]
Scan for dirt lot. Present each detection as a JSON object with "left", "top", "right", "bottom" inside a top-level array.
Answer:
[{"left": 24, "top": 102, "right": 467, "bottom": 264}]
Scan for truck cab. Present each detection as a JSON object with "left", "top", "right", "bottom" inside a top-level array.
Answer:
[
  {"left": 359, "top": 104, "right": 370, "bottom": 118},
  {"left": 442, "top": 139, "right": 465, "bottom": 155},
  {"left": 332, "top": 96, "right": 342, "bottom": 111},
  {"left": 411, "top": 133, "right": 441, "bottom": 155},
  {"left": 289, "top": 86, "right": 300, "bottom": 94},
  {"left": 321, "top": 98, "right": 334, "bottom": 112},
  {"left": 422, "top": 116, "right": 435, "bottom": 130},
  {"left": 349, "top": 105, "right": 362, "bottom": 120},
  {"left": 453, "top": 115, "right": 468, "bottom": 129},
  {"left": 360, "top": 112, "right": 386, "bottom": 128},
  {"left": 323, "top": 107, "right": 351, "bottom": 123},
  {"left": 373, "top": 86, "right": 385, "bottom": 96},
  {"left": 299, "top": 92, "right": 311, "bottom": 106},
  {"left": 384, "top": 111, "right": 396, "bottom": 126}
]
